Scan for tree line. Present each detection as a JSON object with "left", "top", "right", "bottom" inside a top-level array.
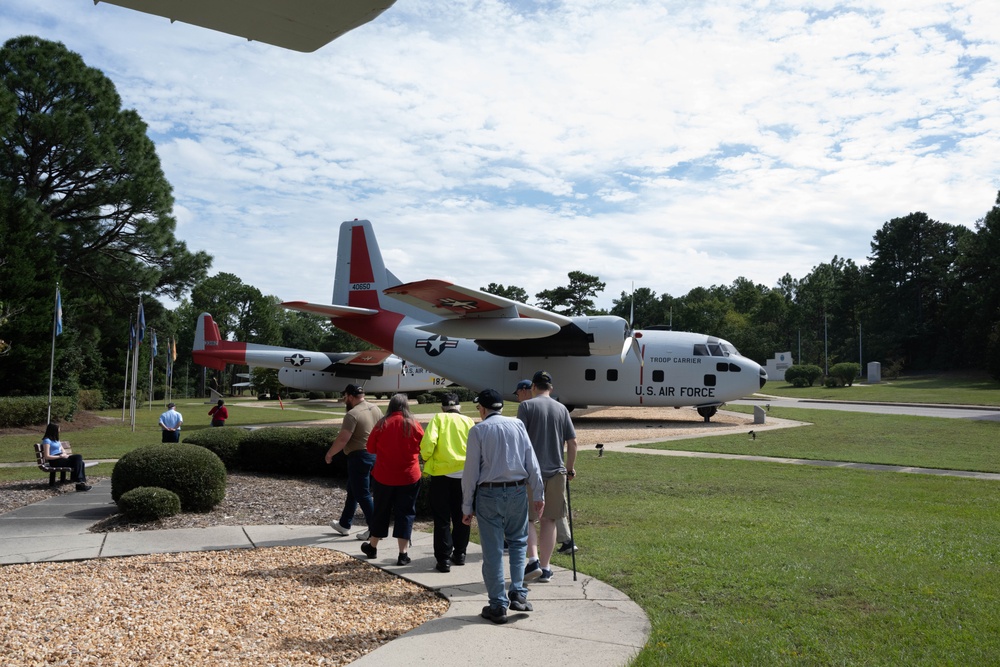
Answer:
[{"left": 3, "top": 36, "right": 1000, "bottom": 408}]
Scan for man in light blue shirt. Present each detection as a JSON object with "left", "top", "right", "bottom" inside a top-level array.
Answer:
[
  {"left": 462, "top": 388, "right": 544, "bottom": 624},
  {"left": 159, "top": 403, "right": 183, "bottom": 443}
]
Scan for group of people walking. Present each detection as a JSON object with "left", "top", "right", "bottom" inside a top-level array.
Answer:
[{"left": 326, "top": 370, "right": 578, "bottom": 625}]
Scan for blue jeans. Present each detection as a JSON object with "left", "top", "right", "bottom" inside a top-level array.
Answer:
[
  {"left": 339, "top": 451, "right": 376, "bottom": 529},
  {"left": 475, "top": 484, "right": 529, "bottom": 610}
]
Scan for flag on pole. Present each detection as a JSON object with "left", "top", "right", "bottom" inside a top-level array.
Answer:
[
  {"left": 54, "top": 288, "right": 63, "bottom": 336},
  {"left": 138, "top": 302, "right": 146, "bottom": 343},
  {"left": 171, "top": 337, "right": 177, "bottom": 362},
  {"left": 152, "top": 331, "right": 158, "bottom": 357}
]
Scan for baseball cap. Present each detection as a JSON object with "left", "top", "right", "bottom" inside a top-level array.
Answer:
[
  {"left": 343, "top": 384, "right": 365, "bottom": 397},
  {"left": 167, "top": 402, "right": 176, "bottom": 408},
  {"left": 441, "top": 392, "right": 459, "bottom": 408},
  {"left": 532, "top": 370, "right": 553, "bottom": 385},
  {"left": 474, "top": 388, "right": 504, "bottom": 410},
  {"left": 513, "top": 379, "right": 532, "bottom": 395}
]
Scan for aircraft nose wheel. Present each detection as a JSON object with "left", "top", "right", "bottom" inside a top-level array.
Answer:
[{"left": 697, "top": 406, "right": 717, "bottom": 422}]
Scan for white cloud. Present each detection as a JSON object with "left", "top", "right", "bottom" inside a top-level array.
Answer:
[{"left": 2, "top": 0, "right": 998, "bottom": 313}]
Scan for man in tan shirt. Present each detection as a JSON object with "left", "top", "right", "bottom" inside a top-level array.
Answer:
[{"left": 326, "top": 384, "right": 382, "bottom": 539}]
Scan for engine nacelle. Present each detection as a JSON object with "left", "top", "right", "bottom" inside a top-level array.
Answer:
[{"left": 581, "top": 316, "right": 629, "bottom": 356}]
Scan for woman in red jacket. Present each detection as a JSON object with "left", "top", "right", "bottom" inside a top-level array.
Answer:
[{"left": 360, "top": 393, "right": 425, "bottom": 566}]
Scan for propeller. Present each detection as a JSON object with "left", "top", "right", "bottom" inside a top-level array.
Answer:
[{"left": 619, "top": 283, "right": 643, "bottom": 366}]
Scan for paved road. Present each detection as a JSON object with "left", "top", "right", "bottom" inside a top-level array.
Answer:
[{"left": 735, "top": 396, "right": 1000, "bottom": 421}]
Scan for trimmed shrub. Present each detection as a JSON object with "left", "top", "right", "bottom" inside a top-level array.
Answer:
[
  {"left": 77, "top": 389, "right": 104, "bottom": 411},
  {"left": 238, "top": 426, "right": 344, "bottom": 476},
  {"left": 307, "top": 391, "right": 325, "bottom": 400},
  {"left": 784, "top": 364, "right": 824, "bottom": 388},
  {"left": 829, "top": 362, "right": 861, "bottom": 387},
  {"left": 0, "top": 395, "right": 75, "bottom": 428},
  {"left": 112, "top": 443, "right": 227, "bottom": 512},
  {"left": 118, "top": 486, "right": 182, "bottom": 522},
  {"left": 182, "top": 427, "right": 249, "bottom": 470}
]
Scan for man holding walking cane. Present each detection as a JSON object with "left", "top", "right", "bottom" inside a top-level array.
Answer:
[{"left": 517, "top": 370, "right": 578, "bottom": 583}]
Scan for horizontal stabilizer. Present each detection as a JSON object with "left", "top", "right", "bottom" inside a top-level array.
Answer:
[
  {"left": 417, "top": 318, "right": 561, "bottom": 340},
  {"left": 281, "top": 301, "right": 378, "bottom": 318}
]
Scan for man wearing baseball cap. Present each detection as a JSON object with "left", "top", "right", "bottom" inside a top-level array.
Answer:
[
  {"left": 326, "top": 384, "right": 383, "bottom": 540},
  {"left": 462, "top": 388, "right": 544, "bottom": 624},
  {"left": 159, "top": 402, "right": 183, "bottom": 443},
  {"left": 517, "top": 370, "right": 578, "bottom": 583}
]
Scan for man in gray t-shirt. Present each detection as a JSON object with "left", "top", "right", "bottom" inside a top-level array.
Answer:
[{"left": 516, "top": 371, "right": 578, "bottom": 583}]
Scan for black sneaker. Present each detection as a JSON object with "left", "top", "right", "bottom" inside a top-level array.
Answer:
[
  {"left": 360, "top": 542, "right": 377, "bottom": 559},
  {"left": 481, "top": 605, "right": 507, "bottom": 624},
  {"left": 450, "top": 552, "right": 466, "bottom": 566},
  {"left": 435, "top": 561, "right": 451, "bottom": 573},
  {"left": 396, "top": 552, "right": 411, "bottom": 566},
  {"left": 508, "top": 591, "right": 533, "bottom": 612},
  {"left": 523, "top": 559, "right": 542, "bottom": 581},
  {"left": 558, "top": 540, "right": 578, "bottom": 554},
  {"left": 75, "top": 483, "right": 92, "bottom": 492}
]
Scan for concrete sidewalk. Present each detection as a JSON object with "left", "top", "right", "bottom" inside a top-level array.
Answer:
[{"left": 0, "top": 480, "right": 649, "bottom": 666}]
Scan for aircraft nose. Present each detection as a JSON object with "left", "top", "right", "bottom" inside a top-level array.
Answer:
[{"left": 759, "top": 367, "right": 768, "bottom": 389}]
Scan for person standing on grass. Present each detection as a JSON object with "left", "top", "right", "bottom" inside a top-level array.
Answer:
[
  {"left": 462, "top": 388, "right": 544, "bottom": 625},
  {"left": 158, "top": 403, "right": 183, "bottom": 443},
  {"left": 513, "top": 378, "right": 577, "bottom": 557},
  {"left": 517, "top": 370, "right": 578, "bottom": 584},
  {"left": 41, "top": 423, "right": 91, "bottom": 491},
  {"left": 326, "top": 384, "right": 382, "bottom": 540},
  {"left": 208, "top": 399, "right": 229, "bottom": 427},
  {"left": 360, "top": 394, "right": 425, "bottom": 566},
  {"left": 420, "top": 392, "right": 475, "bottom": 573}
]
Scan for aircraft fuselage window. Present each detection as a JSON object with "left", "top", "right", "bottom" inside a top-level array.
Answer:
[
  {"left": 585, "top": 369, "right": 596, "bottom": 381},
  {"left": 508, "top": 362, "right": 519, "bottom": 371},
  {"left": 652, "top": 370, "right": 664, "bottom": 382},
  {"left": 704, "top": 374, "right": 717, "bottom": 387},
  {"left": 716, "top": 362, "right": 729, "bottom": 372},
  {"left": 729, "top": 363, "right": 741, "bottom": 372},
  {"left": 606, "top": 369, "right": 618, "bottom": 381}
]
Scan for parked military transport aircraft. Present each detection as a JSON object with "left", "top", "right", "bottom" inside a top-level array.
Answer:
[
  {"left": 94, "top": 0, "right": 396, "bottom": 52},
  {"left": 192, "top": 312, "right": 450, "bottom": 394},
  {"left": 281, "top": 220, "right": 767, "bottom": 420}
]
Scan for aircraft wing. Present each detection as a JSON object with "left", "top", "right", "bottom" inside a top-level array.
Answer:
[
  {"left": 336, "top": 349, "right": 394, "bottom": 366},
  {"left": 384, "top": 280, "right": 570, "bottom": 340},
  {"left": 281, "top": 301, "right": 378, "bottom": 318},
  {"left": 96, "top": 0, "right": 396, "bottom": 52}
]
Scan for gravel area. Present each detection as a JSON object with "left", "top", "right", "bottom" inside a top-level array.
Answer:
[{"left": 0, "top": 547, "right": 448, "bottom": 666}]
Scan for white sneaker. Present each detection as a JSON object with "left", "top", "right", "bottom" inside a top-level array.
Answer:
[
  {"left": 330, "top": 521, "right": 350, "bottom": 536},
  {"left": 356, "top": 529, "right": 370, "bottom": 541}
]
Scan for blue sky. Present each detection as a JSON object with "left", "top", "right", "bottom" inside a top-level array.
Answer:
[{"left": 4, "top": 0, "right": 999, "bottom": 311}]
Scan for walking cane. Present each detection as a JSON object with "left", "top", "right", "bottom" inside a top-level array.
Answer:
[{"left": 566, "top": 473, "right": 577, "bottom": 581}]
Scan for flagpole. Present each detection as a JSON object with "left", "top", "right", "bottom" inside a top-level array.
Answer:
[
  {"left": 122, "top": 316, "right": 133, "bottom": 423},
  {"left": 46, "top": 284, "right": 61, "bottom": 425},
  {"left": 130, "top": 299, "right": 144, "bottom": 432},
  {"left": 148, "top": 329, "right": 155, "bottom": 411}
]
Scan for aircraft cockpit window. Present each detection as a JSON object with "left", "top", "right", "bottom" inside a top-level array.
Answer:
[
  {"left": 721, "top": 343, "right": 739, "bottom": 356},
  {"left": 693, "top": 344, "right": 709, "bottom": 356},
  {"left": 708, "top": 343, "right": 724, "bottom": 356}
]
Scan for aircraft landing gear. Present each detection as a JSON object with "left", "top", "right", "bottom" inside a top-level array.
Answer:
[{"left": 697, "top": 406, "right": 717, "bottom": 422}]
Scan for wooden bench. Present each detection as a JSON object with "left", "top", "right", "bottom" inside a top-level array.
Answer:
[{"left": 33, "top": 443, "right": 98, "bottom": 486}]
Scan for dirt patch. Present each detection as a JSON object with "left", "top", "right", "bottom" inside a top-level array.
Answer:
[{"left": 0, "top": 410, "right": 118, "bottom": 437}]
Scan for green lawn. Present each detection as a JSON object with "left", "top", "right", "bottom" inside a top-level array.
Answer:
[
  {"left": 560, "top": 451, "right": 1000, "bottom": 665},
  {"left": 762, "top": 370, "right": 1000, "bottom": 406},
  {"left": 644, "top": 406, "right": 1000, "bottom": 473}
]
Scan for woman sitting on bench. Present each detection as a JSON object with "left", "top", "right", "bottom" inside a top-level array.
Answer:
[{"left": 41, "top": 423, "right": 92, "bottom": 491}]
